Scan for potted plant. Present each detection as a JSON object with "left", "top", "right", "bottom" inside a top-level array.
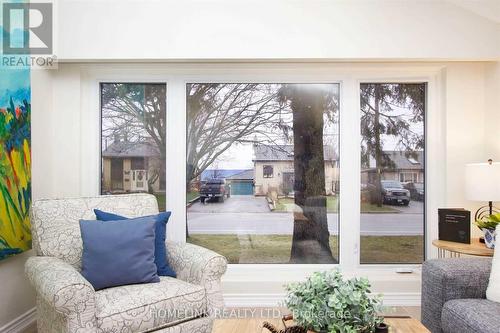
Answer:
[
  {"left": 282, "top": 270, "right": 384, "bottom": 333},
  {"left": 475, "top": 213, "right": 500, "bottom": 249}
]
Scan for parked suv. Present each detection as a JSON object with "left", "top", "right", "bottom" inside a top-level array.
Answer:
[
  {"left": 404, "top": 182, "right": 424, "bottom": 201},
  {"left": 199, "top": 179, "right": 230, "bottom": 203},
  {"left": 381, "top": 180, "right": 410, "bottom": 206}
]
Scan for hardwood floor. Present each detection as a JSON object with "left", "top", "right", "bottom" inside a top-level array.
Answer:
[
  {"left": 23, "top": 307, "right": 422, "bottom": 332},
  {"left": 213, "top": 307, "right": 423, "bottom": 333}
]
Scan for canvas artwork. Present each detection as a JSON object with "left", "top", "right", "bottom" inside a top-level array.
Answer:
[{"left": 0, "top": 67, "right": 31, "bottom": 260}]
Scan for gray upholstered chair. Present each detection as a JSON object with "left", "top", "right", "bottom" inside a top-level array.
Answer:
[
  {"left": 422, "top": 258, "right": 500, "bottom": 333},
  {"left": 25, "top": 194, "right": 227, "bottom": 333}
]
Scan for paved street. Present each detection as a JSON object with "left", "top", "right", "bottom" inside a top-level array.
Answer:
[
  {"left": 187, "top": 196, "right": 424, "bottom": 236},
  {"left": 188, "top": 212, "right": 424, "bottom": 237}
]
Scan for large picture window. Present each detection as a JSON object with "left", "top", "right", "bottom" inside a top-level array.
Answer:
[
  {"left": 360, "top": 83, "right": 425, "bottom": 264},
  {"left": 100, "top": 83, "right": 167, "bottom": 210},
  {"left": 186, "top": 83, "right": 340, "bottom": 264}
]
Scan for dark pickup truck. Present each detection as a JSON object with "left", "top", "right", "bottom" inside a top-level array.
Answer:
[{"left": 199, "top": 179, "right": 230, "bottom": 203}]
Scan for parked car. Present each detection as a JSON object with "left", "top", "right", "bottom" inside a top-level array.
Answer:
[
  {"left": 381, "top": 180, "right": 410, "bottom": 206},
  {"left": 404, "top": 182, "right": 424, "bottom": 201},
  {"left": 199, "top": 179, "right": 230, "bottom": 203}
]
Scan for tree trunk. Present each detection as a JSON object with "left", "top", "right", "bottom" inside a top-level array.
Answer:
[
  {"left": 290, "top": 88, "right": 335, "bottom": 264},
  {"left": 373, "top": 85, "right": 383, "bottom": 207}
]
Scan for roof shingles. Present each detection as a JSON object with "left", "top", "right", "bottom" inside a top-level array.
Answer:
[
  {"left": 253, "top": 144, "right": 337, "bottom": 161},
  {"left": 102, "top": 141, "right": 160, "bottom": 158}
]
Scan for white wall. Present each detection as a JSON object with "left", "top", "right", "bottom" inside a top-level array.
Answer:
[
  {"left": 485, "top": 62, "right": 500, "bottom": 158},
  {"left": 56, "top": 0, "right": 500, "bottom": 61},
  {"left": 445, "top": 64, "right": 488, "bottom": 240}
]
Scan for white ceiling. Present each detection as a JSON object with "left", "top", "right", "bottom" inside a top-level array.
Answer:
[{"left": 445, "top": 0, "right": 500, "bottom": 24}]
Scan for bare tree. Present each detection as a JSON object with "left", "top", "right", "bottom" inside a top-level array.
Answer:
[
  {"left": 101, "top": 83, "right": 166, "bottom": 193},
  {"left": 187, "top": 83, "right": 288, "bottom": 188}
]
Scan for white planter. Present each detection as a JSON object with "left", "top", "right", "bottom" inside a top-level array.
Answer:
[{"left": 483, "top": 228, "right": 497, "bottom": 249}]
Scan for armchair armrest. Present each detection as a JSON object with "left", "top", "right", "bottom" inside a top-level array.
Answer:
[
  {"left": 166, "top": 241, "right": 227, "bottom": 312},
  {"left": 421, "top": 258, "right": 492, "bottom": 333},
  {"left": 25, "top": 256, "right": 97, "bottom": 331}
]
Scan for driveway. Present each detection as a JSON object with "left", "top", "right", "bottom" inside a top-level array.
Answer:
[
  {"left": 188, "top": 195, "right": 270, "bottom": 213},
  {"left": 393, "top": 200, "right": 424, "bottom": 214}
]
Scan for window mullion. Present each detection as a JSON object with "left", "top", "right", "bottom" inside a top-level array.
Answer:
[
  {"left": 165, "top": 77, "right": 187, "bottom": 242},
  {"left": 339, "top": 77, "right": 361, "bottom": 269}
]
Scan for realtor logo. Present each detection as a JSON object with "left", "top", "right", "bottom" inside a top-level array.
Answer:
[{"left": 2, "top": 3, "right": 53, "bottom": 55}]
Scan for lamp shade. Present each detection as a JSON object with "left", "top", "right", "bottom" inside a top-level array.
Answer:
[{"left": 465, "top": 162, "right": 500, "bottom": 202}]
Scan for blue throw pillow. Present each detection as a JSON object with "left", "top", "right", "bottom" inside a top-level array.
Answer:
[
  {"left": 79, "top": 218, "right": 160, "bottom": 290},
  {"left": 93, "top": 209, "right": 176, "bottom": 277}
]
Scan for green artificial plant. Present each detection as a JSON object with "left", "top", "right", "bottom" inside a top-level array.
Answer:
[
  {"left": 475, "top": 212, "right": 500, "bottom": 230},
  {"left": 284, "top": 270, "right": 383, "bottom": 333}
]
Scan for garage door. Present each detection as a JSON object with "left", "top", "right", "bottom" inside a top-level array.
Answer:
[{"left": 230, "top": 181, "right": 254, "bottom": 195}]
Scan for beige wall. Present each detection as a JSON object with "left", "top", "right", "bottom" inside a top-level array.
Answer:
[
  {"left": 0, "top": 251, "right": 36, "bottom": 327},
  {"left": 254, "top": 161, "right": 339, "bottom": 196}
]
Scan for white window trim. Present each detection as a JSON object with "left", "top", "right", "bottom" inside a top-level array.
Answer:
[
  {"left": 80, "top": 63, "right": 445, "bottom": 289},
  {"left": 399, "top": 172, "right": 419, "bottom": 183}
]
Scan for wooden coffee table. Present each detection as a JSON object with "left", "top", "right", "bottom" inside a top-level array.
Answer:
[{"left": 213, "top": 317, "right": 430, "bottom": 332}]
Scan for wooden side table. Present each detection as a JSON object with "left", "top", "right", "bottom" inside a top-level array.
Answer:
[{"left": 432, "top": 238, "right": 494, "bottom": 258}]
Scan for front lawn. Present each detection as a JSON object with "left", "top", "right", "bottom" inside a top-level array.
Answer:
[
  {"left": 154, "top": 193, "right": 166, "bottom": 211},
  {"left": 187, "top": 234, "right": 423, "bottom": 264},
  {"left": 187, "top": 191, "right": 199, "bottom": 202},
  {"left": 154, "top": 191, "right": 199, "bottom": 211},
  {"left": 274, "top": 196, "right": 399, "bottom": 213},
  {"left": 187, "top": 234, "right": 338, "bottom": 264}
]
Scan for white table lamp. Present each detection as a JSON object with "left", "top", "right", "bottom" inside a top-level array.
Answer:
[{"left": 465, "top": 159, "right": 500, "bottom": 220}]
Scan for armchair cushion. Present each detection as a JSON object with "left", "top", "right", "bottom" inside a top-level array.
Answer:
[
  {"left": 80, "top": 218, "right": 160, "bottom": 290},
  {"left": 95, "top": 277, "right": 207, "bottom": 333},
  {"left": 441, "top": 299, "right": 500, "bottom": 333},
  {"left": 94, "top": 209, "right": 176, "bottom": 277}
]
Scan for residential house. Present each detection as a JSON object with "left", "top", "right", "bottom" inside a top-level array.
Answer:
[
  {"left": 361, "top": 150, "right": 424, "bottom": 185},
  {"left": 253, "top": 144, "right": 339, "bottom": 196},
  {"left": 225, "top": 169, "right": 255, "bottom": 195},
  {"left": 102, "top": 140, "right": 165, "bottom": 193}
]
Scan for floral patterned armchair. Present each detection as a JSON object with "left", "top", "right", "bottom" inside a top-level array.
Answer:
[{"left": 26, "top": 194, "right": 227, "bottom": 333}]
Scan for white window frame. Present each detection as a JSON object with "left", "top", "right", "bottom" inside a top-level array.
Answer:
[
  {"left": 80, "top": 63, "right": 445, "bottom": 301},
  {"left": 399, "top": 172, "right": 419, "bottom": 183}
]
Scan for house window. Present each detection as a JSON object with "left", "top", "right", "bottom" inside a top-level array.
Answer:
[
  {"left": 360, "top": 83, "right": 425, "bottom": 264},
  {"left": 399, "top": 172, "right": 418, "bottom": 183},
  {"left": 186, "top": 83, "right": 340, "bottom": 264},
  {"left": 100, "top": 83, "right": 167, "bottom": 210},
  {"left": 263, "top": 165, "right": 274, "bottom": 178}
]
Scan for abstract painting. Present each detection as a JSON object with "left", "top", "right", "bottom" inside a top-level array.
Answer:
[{"left": 0, "top": 67, "right": 31, "bottom": 260}]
